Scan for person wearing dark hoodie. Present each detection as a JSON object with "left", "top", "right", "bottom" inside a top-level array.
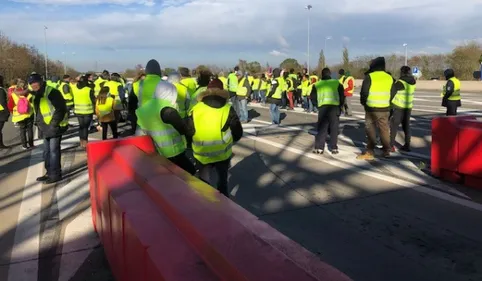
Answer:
[
  {"left": 441, "top": 68, "right": 461, "bottom": 116},
  {"left": 72, "top": 75, "right": 96, "bottom": 149},
  {"left": 28, "top": 73, "right": 68, "bottom": 183},
  {"left": 310, "top": 68, "right": 345, "bottom": 155},
  {"left": 357, "top": 57, "right": 395, "bottom": 160},
  {"left": 390, "top": 66, "right": 416, "bottom": 152},
  {"left": 128, "top": 59, "right": 162, "bottom": 133},
  {"left": 136, "top": 81, "right": 196, "bottom": 175},
  {"left": 0, "top": 75, "right": 9, "bottom": 149},
  {"left": 266, "top": 68, "right": 284, "bottom": 125},
  {"left": 185, "top": 79, "right": 243, "bottom": 198}
]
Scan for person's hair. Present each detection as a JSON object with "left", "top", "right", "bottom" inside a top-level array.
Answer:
[
  {"left": 178, "top": 67, "right": 190, "bottom": 77},
  {"left": 197, "top": 70, "right": 212, "bottom": 87},
  {"left": 261, "top": 73, "right": 266, "bottom": 79},
  {"left": 134, "top": 72, "right": 145, "bottom": 82},
  {"left": 338, "top": 69, "right": 345, "bottom": 75},
  {"left": 400, "top": 66, "right": 411, "bottom": 75},
  {"left": 234, "top": 66, "right": 239, "bottom": 71},
  {"left": 322, "top": 68, "right": 331, "bottom": 77},
  {"left": 283, "top": 71, "right": 289, "bottom": 78},
  {"left": 16, "top": 79, "right": 26, "bottom": 89},
  {"left": 97, "top": 86, "right": 110, "bottom": 105},
  {"left": 289, "top": 68, "right": 295, "bottom": 74},
  {"left": 304, "top": 74, "right": 309, "bottom": 79}
]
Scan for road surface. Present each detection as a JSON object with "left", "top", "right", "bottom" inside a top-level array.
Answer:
[{"left": 0, "top": 90, "right": 481, "bottom": 281}]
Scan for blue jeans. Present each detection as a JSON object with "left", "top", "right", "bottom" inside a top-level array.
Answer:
[
  {"left": 259, "top": 90, "right": 267, "bottom": 103},
  {"left": 303, "top": 96, "right": 317, "bottom": 112},
  {"left": 44, "top": 136, "right": 62, "bottom": 179},
  {"left": 238, "top": 98, "right": 248, "bottom": 122},
  {"left": 269, "top": 103, "right": 280, "bottom": 124}
]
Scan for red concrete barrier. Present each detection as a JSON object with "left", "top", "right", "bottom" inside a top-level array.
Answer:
[
  {"left": 457, "top": 119, "right": 482, "bottom": 190},
  {"left": 87, "top": 136, "right": 352, "bottom": 281}
]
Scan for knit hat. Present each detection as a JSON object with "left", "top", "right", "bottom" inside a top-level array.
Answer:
[
  {"left": 28, "top": 73, "right": 43, "bottom": 84},
  {"left": 207, "top": 79, "right": 223, "bottom": 90}
]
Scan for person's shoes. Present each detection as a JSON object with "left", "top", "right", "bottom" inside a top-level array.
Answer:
[
  {"left": 313, "top": 149, "right": 324, "bottom": 154},
  {"left": 44, "top": 177, "right": 62, "bottom": 184},
  {"left": 36, "top": 174, "right": 49, "bottom": 182},
  {"left": 21, "top": 145, "right": 29, "bottom": 150},
  {"left": 383, "top": 151, "right": 391, "bottom": 158},
  {"left": 390, "top": 146, "right": 396, "bottom": 153},
  {"left": 28, "top": 143, "right": 35, "bottom": 149},
  {"left": 331, "top": 149, "right": 339, "bottom": 155},
  {"left": 0, "top": 143, "right": 7, "bottom": 149},
  {"left": 400, "top": 145, "right": 411, "bottom": 152},
  {"left": 356, "top": 151, "right": 375, "bottom": 160}
]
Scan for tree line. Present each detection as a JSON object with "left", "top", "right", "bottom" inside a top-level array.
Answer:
[{"left": 0, "top": 32, "right": 79, "bottom": 84}]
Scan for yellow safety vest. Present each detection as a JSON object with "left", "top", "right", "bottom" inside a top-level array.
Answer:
[
  {"left": 104, "top": 80, "right": 123, "bottom": 110},
  {"left": 227, "top": 72, "right": 238, "bottom": 92},
  {"left": 314, "top": 79, "right": 340, "bottom": 106},
  {"left": 236, "top": 78, "right": 248, "bottom": 97},
  {"left": 252, "top": 78, "right": 261, "bottom": 90},
  {"left": 59, "top": 82, "right": 74, "bottom": 106},
  {"left": 180, "top": 77, "right": 197, "bottom": 95},
  {"left": 309, "top": 75, "right": 319, "bottom": 84},
  {"left": 190, "top": 102, "right": 233, "bottom": 165},
  {"left": 189, "top": 86, "right": 207, "bottom": 111},
  {"left": 94, "top": 78, "right": 106, "bottom": 96},
  {"left": 301, "top": 80, "right": 312, "bottom": 97},
  {"left": 218, "top": 76, "right": 228, "bottom": 90},
  {"left": 136, "top": 99, "right": 186, "bottom": 158},
  {"left": 11, "top": 93, "right": 33, "bottom": 122},
  {"left": 174, "top": 82, "right": 190, "bottom": 118},
  {"left": 37, "top": 86, "right": 69, "bottom": 127},
  {"left": 344, "top": 76, "right": 355, "bottom": 95},
  {"left": 271, "top": 77, "right": 284, "bottom": 99},
  {"left": 367, "top": 71, "right": 393, "bottom": 108},
  {"left": 338, "top": 75, "right": 346, "bottom": 84},
  {"left": 136, "top": 75, "right": 161, "bottom": 108},
  {"left": 96, "top": 96, "right": 114, "bottom": 118},
  {"left": 72, "top": 86, "right": 94, "bottom": 114},
  {"left": 392, "top": 80, "right": 415, "bottom": 109},
  {"left": 260, "top": 80, "right": 268, "bottom": 91},
  {"left": 286, "top": 77, "right": 294, "bottom": 91},
  {"left": 442, "top": 77, "right": 461, "bottom": 101}
]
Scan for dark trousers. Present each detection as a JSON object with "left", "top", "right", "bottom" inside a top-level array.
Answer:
[
  {"left": 114, "top": 110, "right": 122, "bottom": 123},
  {"left": 101, "top": 121, "right": 118, "bottom": 140},
  {"left": 446, "top": 103, "right": 458, "bottom": 116},
  {"left": 168, "top": 153, "right": 196, "bottom": 175},
  {"left": 197, "top": 158, "right": 230, "bottom": 197},
  {"left": 129, "top": 111, "right": 137, "bottom": 135},
  {"left": 365, "top": 111, "right": 390, "bottom": 152},
  {"left": 0, "top": 121, "right": 5, "bottom": 145},
  {"left": 77, "top": 114, "right": 93, "bottom": 141},
  {"left": 281, "top": 91, "right": 287, "bottom": 108},
  {"left": 18, "top": 116, "right": 34, "bottom": 147},
  {"left": 44, "top": 136, "right": 62, "bottom": 179},
  {"left": 390, "top": 108, "right": 412, "bottom": 148},
  {"left": 315, "top": 106, "right": 339, "bottom": 150}
]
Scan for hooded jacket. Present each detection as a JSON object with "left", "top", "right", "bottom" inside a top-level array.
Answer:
[
  {"left": 360, "top": 57, "right": 395, "bottom": 112},
  {"left": 185, "top": 88, "right": 243, "bottom": 143},
  {"left": 128, "top": 59, "right": 162, "bottom": 112},
  {"left": 390, "top": 74, "right": 416, "bottom": 110},
  {"left": 442, "top": 69, "right": 461, "bottom": 108}
]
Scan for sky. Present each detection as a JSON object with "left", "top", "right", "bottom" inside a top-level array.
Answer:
[{"left": 1, "top": 0, "right": 481, "bottom": 72}]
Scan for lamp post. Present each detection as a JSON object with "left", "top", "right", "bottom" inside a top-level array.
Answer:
[
  {"left": 62, "top": 42, "right": 67, "bottom": 74},
  {"left": 324, "top": 36, "right": 332, "bottom": 67},
  {"left": 44, "top": 26, "right": 48, "bottom": 78},
  {"left": 305, "top": 4, "right": 312, "bottom": 73},
  {"left": 403, "top": 43, "right": 408, "bottom": 66}
]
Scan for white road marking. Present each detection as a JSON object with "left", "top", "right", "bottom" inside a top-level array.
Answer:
[
  {"left": 56, "top": 172, "right": 90, "bottom": 221},
  {"left": 240, "top": 124, "right": 482, "bottom": 212},
  {"left": 7, "top": 129, "right": 43, "bottom": 281}
]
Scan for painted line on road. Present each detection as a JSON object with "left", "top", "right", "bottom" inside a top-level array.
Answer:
[
  {"left": 7, "top": 129, "right": 43, "bottom": 281},
  {"left": 242, "top": 125, "right": 482, "bottom": 212}
]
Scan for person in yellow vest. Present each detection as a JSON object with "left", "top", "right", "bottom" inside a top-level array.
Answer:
[
  {"left": 301, "top": 74, "right": 317, "bottom": 113},
  {"left": 11, "top": 80, "right": 34, "bottom": 149},
  {"left": 390, "top": 66, "right": 416, "bottom": 152},
  {"left": 441, "top": 68, "right": 461, "bottom": 116},
  {"left": 357, "top": 57, "right": 395, "bottom": 160},
  {"left": 137, "top": 81, "right": 196, "bottom": 175},
  {"left": 189, "top": 70, "right": 211, "bottom": 110},
  {"left": 127, "top": 71, "right": 146, "bottom": 135},
  {"left": 185, "top": 79, "right": 243, "bottom": 197},
  {"left": 310, "top": 68, "right": 345, "bottom": 155},
  {"left": 95, "top": 86, "right": 118, "bottom": 140},
  {"left": 236, "top": 72, "right": 252, "bottom": 123},
  {"left": 259, "top": 73, "right": 268, "bottom": 104},
  {"left": 251, "top": 75, "right": 261, "bottom": 103},
  {"left": 227, "top": 66, "right": 242, "bottom": 115},
  {"left": 59, "top": 75, "right": 74, "bottom": 112},
  {"left": 310, "top": 71, "right": 319, "bottom": 84},
  {"left": 266, "top": 68, "right": 284, "bottom": 125},
  {"left": 218, "top": 72, "right": 228, "bottom": 90},
  {"left": 338, "top": 69, "right": 354, "bottom": 116},
  {"left": 94, "top": 70, "right": 109, "bottom": 97},
  {"left": 0, "top": 75, "right": 9, "bottom": 149},
  {"left": 105, "top": 73, "right": 126, "bottom": 123},
  {"left": 167, "top": 72, "right": 190, "bottom": 119},
  {"left": 179, "top": 67, "right": 197, "bottom": 95},
  {"left": 28, "top": 73, "right": 68, "bottom": 183},
  {"left": 72, "top": 75, "right": 95, "bottom": 149}
]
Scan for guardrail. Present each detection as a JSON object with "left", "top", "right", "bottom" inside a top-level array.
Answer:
[{"left": 86, "top": 136, "right": 353, "bottom": 281}]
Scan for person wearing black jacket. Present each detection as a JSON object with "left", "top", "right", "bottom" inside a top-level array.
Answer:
[
  {"left": 28, "top": 73, "right": 68, "bottom": 183},
  {"left": 441, "top": 69, "right": 461, "bottom": 116},
  {"left": 390, "top": 66, "right": 416, "bottom": 152},
  {"left": 185, "top": 79, "right": 243, "bottom": 197},
  {"left": 266, "top": 68, "right": 283, "bottom": 125},
  {"left": 0, "top": 75, "right": 9, "bottom": 149},
  {"left": 310, "top": 68, "right": 345, "bottom": 155},
  {"left": 74, "top": 75, "right": 96, "bottom": 148}
]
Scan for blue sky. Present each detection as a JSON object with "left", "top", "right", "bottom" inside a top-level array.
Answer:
[{"left": 1, "top": 0, "right": 481, "bottom": 72}]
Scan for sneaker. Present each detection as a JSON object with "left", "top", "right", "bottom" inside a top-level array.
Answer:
[
  {"left": 390, "top": 146, "right": 396, "bottom": 153},
  {"left": 400, "top": 145, "right": 411, "bottom": 152},
  {"left": 36, "top": 174, "right": 49, "bottom": 182},
  {"left": 331, "top": 149, "right": 339, "bottom": 155},
  {"left": 383, "top": 151, "right": 391, "bottom": 158},
  {"left": 356, "top": 151, "right": 375, "bottom": 160},
  {"left": 21, "top": 145, "right": 29, "bottom": 150},
  {"left": 312, "top": 149, "right": 324, "bottom": 154}
]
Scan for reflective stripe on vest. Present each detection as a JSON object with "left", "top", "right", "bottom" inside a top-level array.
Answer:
[
  {"left": 442, "top": 77, "right": 461, "bottom": 101},
  {"left": 38, "top": 86, "right": 69, "bottom": 126},
  {"left": 136, "top": 99, "right": 186, "bottom": 158},
  {"left": 392, "top": 80, "right": 415, "bottom": 109},
  {"left": 11, "top": 93, "right": 33, "bottom": 122},
  {"left": 72, "top": 86, "right": 94, "bottom": 114},
  {"left": 315, "top": 79, "right": 340, "bottom": 106},
  {"left": 59, "top": 82, "right": 74, "bottom": 106},
  {"left": 190, "top": 102, "right": 233, "bottom": 165},
  {"left": 367, "top": 71, "right": 393, "bottom": 108}
]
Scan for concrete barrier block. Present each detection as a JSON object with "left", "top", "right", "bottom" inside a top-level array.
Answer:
[{"left": 458, "top": 125, "right": 482, "bottom": 179}]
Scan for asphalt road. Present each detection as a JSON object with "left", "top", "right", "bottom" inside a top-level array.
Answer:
[{"left": 0, "top": 89, "right": 481, "bottom": 281}]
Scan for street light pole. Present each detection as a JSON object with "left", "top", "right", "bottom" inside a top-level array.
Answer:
[
  {"left": 44, "top": 26, "right": 48, "bottom": 78},
  {"left": 63, "top": 42, "right": 67, "bottom": 74},
  {"left": 324, "top": 36, "right": 332, "bottom": 67},
  {"left": 305, "top": 5, "right": 312, "bottom": 73},
  {"left": 403, "top": 43, "right": 408, "bottom": 66}
]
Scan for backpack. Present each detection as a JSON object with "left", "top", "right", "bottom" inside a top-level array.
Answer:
[{"left": 17, "top": 97, "right": 29, "bottom": 114}]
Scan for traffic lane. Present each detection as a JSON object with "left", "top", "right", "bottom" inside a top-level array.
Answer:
[
  {"left": 247, "top": 106, "right": 432, "bottom": 157},
  {"left": 231, "top": 125, "right": 482, "bottom": 281}
]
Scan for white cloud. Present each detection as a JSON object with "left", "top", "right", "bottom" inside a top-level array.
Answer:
[
  {"left": 9, "top": 0, "right": 154, "bottom": 4},
  {"left": 342, "top": 36, "right": 350, "bottom": 43},
  {"left": 277, "top": 35, "right": 289, "bottom": 48},
  {"left": 269, "top": 50, "right": 287, "bottom": 57}
]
